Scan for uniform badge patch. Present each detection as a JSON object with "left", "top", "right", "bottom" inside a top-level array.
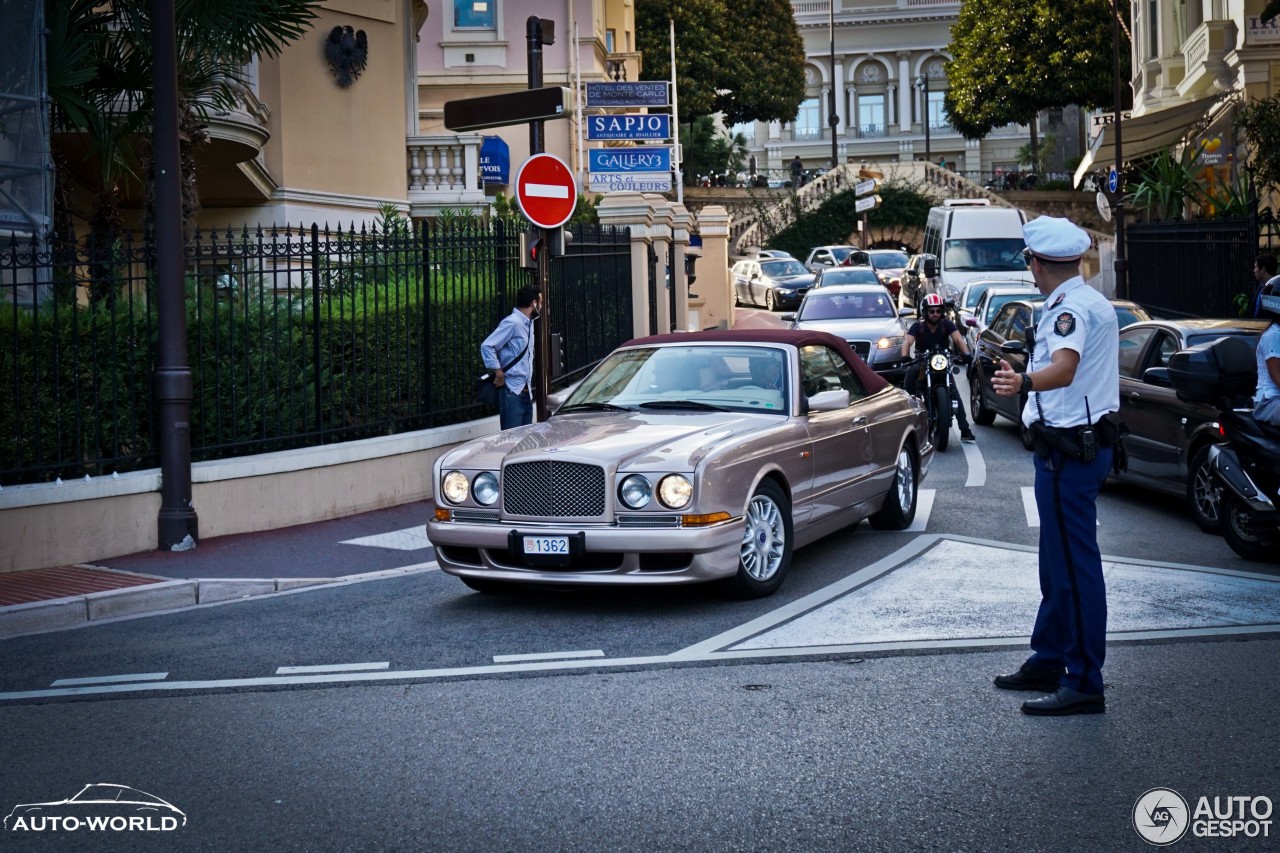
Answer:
[{"left": 1054, "top": 312, "right": 1076, "bottom": 336}]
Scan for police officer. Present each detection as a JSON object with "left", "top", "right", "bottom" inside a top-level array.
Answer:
[{"left": 991, "top": 216, "right": 1119, "bottom": 716}]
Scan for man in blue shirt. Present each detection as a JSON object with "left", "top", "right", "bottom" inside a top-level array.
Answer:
[
  {"left": 1255, "top": 280, "right": 1280, "bottom": 426},
  {"left": 481, "top": 285, "right": 541, "bottom": 430}
]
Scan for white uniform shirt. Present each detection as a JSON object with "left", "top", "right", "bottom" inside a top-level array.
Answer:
[{"left": 1022, "top": 276, "right": 1120, "bottom": 428}]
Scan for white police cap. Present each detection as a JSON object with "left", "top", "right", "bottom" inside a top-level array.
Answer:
[{"left": 1023, "top": 216, "right": 1090, "bottom": 262}]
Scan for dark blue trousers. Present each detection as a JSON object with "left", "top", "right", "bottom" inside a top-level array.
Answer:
[{"left": 1026, "top": 446, "right": 1113, "bottom": 696}]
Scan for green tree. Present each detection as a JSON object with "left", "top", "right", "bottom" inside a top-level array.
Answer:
[
  {"left": 1235, "top": 95, "right": 1280, "bottom": 194},
  {"left": 635, "top": 0, "right": 805, "bottom": 125},
  {"left": 945, "top": 0, "right": 1127, "bottom": 160},
  {"left": 680, "top": 116, "right": 750, "bottom": 185}
]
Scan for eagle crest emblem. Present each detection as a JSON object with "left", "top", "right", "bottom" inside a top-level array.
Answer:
[
  {"left": 1054, "top": 312, "right": 1076, "bottom": 336},
  {"left": 325, "top": 26, "right": 368, "bottom": 88}
]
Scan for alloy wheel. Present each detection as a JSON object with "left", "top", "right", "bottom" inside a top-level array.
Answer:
[{"left": 739, "top": 494, "right": 785, "bottom": 581}]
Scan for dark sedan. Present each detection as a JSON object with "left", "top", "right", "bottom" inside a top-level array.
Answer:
[
  {"left": 731, "top": 258, "right": 817, "bottom": 311},
  {"left": 1112, "top": 319, "right": 1267, "bottom": 532}
]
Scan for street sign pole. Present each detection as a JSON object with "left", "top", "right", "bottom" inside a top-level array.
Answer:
[
  {"left": 1111, "top": 0, "right": 1128, "bottom": 300},
  {"left": 528, "top": 16, "right": 554, "bottom": 420}
]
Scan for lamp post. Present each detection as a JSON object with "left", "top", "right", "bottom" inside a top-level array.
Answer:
[
  {"left": 828, "top": 0, "right": 838, "bottom": 170},
  {"left": 914, "top": 73, "right": 931, "bottom": 164},
  {"left": 1110, "top": 0, "right": 1128, "bottom": 300}
]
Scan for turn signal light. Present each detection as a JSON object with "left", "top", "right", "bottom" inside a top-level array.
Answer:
[
  {"left": 681, "top": 511, "right": 731, "bottom": 526},
  {"left": 434, "top": 507, "right": 452, "bottom": 522}
]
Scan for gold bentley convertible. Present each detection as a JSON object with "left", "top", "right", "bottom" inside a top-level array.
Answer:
[{"left": 427, "top": 329, "right": 934, "bottom": 598}]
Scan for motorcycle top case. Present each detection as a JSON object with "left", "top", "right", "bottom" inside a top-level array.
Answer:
[{"left": 1167, "top": 335, "right": 1257, "bottom": 404}]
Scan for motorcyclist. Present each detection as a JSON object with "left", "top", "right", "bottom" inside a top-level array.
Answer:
[{"left": 901, "top": 293, "right": 976, "bottom": 441}]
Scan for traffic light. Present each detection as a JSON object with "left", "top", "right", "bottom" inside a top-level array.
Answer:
[
  {"left": 519, "top": 229, "right": 542, "bottom": 269},
  {"left": 549, "top": 332, "right": 566, "bottom": 379},
  {"left": 685, "top": 253, "right": 699, "bottom": 298},
  {"left": 544, "top": 227, "right": 572, "bottom": 257}
]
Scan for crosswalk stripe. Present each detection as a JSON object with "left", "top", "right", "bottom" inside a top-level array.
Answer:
[{"left": 340, "top": 525, "right": 430, "bottom": 551}]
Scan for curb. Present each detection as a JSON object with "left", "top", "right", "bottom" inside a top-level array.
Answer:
[{"left": 0, "top": 563, "right": 437, "bottom": 640}]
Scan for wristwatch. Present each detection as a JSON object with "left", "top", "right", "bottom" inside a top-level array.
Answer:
[{"left": 1021, "top": 373, "right": 1034, "bottom": 394}]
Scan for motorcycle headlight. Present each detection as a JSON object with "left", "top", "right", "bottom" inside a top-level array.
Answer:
[
  {"left": 930, "top": 354, "right": 950, "bottom": 371},
  {"left": 619, "top": 474, "right": 652, "bottom": 509},
  {"left": 658, "top": 474, "right": 693, "bottom": 509},
  {"left": 472, "top": 472, "right": 499, "bottom": 506},
  {"left": 442, "top": 470, "right": 469, "bottom": 504},
  {"left": 877, "top": 335, "right": 905, "bottom": 350}
]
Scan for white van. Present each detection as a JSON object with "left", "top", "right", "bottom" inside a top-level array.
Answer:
[{"left": 920, "top": 200, "right": 1035, "bottom": 300}]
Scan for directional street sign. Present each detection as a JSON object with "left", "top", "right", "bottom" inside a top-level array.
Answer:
[
  {"left": 854, "top": 178, "right": 880, "bottom": 197},
  {"left": 443, "top": 87, "right": 571, "bottom": 133},
  {"left": 587, "top": 114, "right": 671, "bottom": 141},
  {"left": 855, "top": 194, "right": 882, "bottom": 214},
  {"left": 1108, "top": 167, "right": 1119, "bottom": 194},
  {"left": 515, "top": 153, "right": 578, "bottom": 229}
]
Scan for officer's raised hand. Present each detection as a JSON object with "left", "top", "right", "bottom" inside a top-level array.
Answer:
[{"left": 992, "top": 359, "right": 1021, "bottom": 397}]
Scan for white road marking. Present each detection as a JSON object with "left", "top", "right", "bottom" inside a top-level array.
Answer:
[
  {"left": 956, "top": 424, "right": 986, "bottom": 487},
  {"left": 492, "top": 650, "right": 606, "bottom": 664},
  {"left": 340, "top": 525, "right": 430, "bottom": 551},
  {"left": 9, "top": 538, "right": 1280, "bottom": 702},
  {"left": 899, "top": 489, "right": 935, "bottom": 533},
  {"left": 275, "top": 662, "right": 390, "bottom": 675},
  {"left": 1021, "top": 486, "right": 1099, "bottom": 527},
  {"left": 526, "top": 183, "right": 570, "bottom": 199},
  {"left": 50, "top": 672, "right": 168, "bottom": 687}
]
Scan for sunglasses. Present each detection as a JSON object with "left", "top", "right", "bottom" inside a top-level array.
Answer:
[{"left": 925, "top": 308, "right": 943, "bottom": 315}]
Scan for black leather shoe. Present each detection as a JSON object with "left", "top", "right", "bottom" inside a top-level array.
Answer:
[
  {"left": 993, "top": 664, "right": 1062, "bottom": 692},
  {"left": 1021, "top": 687, "right": 1106, "bottom": 716},
  {"left": 960, "top": 430, "right": 976, "bottom": 442}
]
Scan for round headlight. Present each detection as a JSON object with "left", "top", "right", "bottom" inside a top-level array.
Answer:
[
  {"left": 442, "top": 470, "right": 469, "bottom": 504},
  {"left": 929, "top": 353, "right": 950, "bottom": 372},
  {"left": 619, "top": 474, "right": 652, "bottom": 509},
  {"left": 472, "top": 472, "right": 499, "bottom": 506},
  {"left": 658, "top": 474, "right": 693, "bottom": 509}
]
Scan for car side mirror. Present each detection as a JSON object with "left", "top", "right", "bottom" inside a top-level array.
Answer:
[
  {"left": 780, "top": 312, "right": 796, "bottom": 322},
  {"left": 1000, "top": 341, "right": 1028, "bottom": 356},
  {"left": 546, "top": 391, "right": 568, "bottom": 413},
  {"left": 898, "top": 307, "right": 915, "bottom": 317},
  {"left": 965, "top": 318, "right": 978, "bottom": 327},
  {"left": 923, "top": 259, "right": 938, "bottom": 277},
  {"left": 806, "top": 389, "right": 850, "bottom": 412},
  {"left": 1143, "top": 366, "right": 1173, "bottom": 387},
  {"left": 751, "top": 272, "right": 760, "bottom": 280}
]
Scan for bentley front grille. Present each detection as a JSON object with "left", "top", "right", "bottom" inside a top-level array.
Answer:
[{"left": 503, "top": 461, "right": 607, "bottom": 517}]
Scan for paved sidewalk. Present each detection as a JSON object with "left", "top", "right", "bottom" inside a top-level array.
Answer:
[{"left": 1, "top": 500, "right": 436, "bottom": 639}]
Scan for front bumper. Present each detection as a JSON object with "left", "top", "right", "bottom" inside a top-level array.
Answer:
[
  {"left": 427, "top": 515, "right": 745, "bottom": 586},
  {"left": 869, "top": 355, "right": 911, "bottom": 385}
]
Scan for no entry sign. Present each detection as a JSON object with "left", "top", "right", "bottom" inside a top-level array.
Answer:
[{"left": 515, "top": 153, "right": 578, "bottom": 229}]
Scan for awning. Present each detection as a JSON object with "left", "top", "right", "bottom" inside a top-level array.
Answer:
[{"left": 1073, "top": 94, "right": 1220, "bottom": 187}]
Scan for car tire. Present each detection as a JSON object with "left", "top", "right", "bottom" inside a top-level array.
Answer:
[
  {"left": 969, "top": 366, "right": 996, "bottom": 426},
  {"left": 932, "top": 385, "right": 951, "bottom": 452},
  {"left": 1186, "top": 446, "right": 1221, "bottom": 534},
  {"left": 766, "top": 289, "right": 777, "bottom": 312},
  {"left": 1219, "top": 492, "right": 1280, "bottom": 563},
  {"left": 869, "top": 443, "right": 919, "bottom": 530},
  {"left": 723, "top": 479, "right": 793, "bottom": 599},
  {"left": 459, "top": 576, "right": 515, "bottom": 594}
]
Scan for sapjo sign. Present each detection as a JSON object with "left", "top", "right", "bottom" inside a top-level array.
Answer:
[{"left": 587, "top": 114, "right": 671, "bottom": 141}]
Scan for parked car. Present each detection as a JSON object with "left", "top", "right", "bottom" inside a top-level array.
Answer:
[
  {"left": 731, "top": 257, "right": 817, "bottom": 311},
  {"left": 955, "top": 280, "right": 1032, "bottom": 329},
  {"left": 1111, "top": 299, "right": 1152, "bottom": 329},
  {"left": 427, "top": 329, "right": 933, "bottom": 599},
  {"left": 781, "top": 284, "right": 913, "bottom": 382},
  {"left": 1111, "top": 318, "right": 1268, "bottom": 532},
  {"left": 961, "top": 284, "right": 1041, "bottom": 350},
  {"left": 969, "top": 297, "right": 1171, "bottom": 449},
  {"left": 812, "top": 266, "right": 882, "bottom": 289},
  {"left": 864, "top": 249, "right": 910, "bottom": 301},
  {"left": 804, "top": 245, "right": 870, "bottom": 274}
]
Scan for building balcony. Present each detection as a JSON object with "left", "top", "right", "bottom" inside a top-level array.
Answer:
[
  {"left": 407, "top": 135, "right": 486, "bottom": 217},
  {"left": 1177, "top": 19, "right": 1238, "bottom": 99}
]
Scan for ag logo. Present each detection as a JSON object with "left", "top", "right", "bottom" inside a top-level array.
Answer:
[{"left": 1133, "top": 788, "right": 1190, "bottom": 845}]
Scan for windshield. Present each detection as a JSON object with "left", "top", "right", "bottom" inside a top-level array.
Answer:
[
  {"left": 944, "top": 239, "right": 1030, "bottom": 272},
  {"left": 563, "top": 345, "right": 790, "bottom": 415},
  {"left": 817, "top": 269, "right": 879, "bottom": 287},
  {"left": 761, "top": 260, "right": 809, "bottom": 278},
  {"left": 869, "top": 251, "right": 909, "bottom": 269},
  {"left": 799, "top": 291, "right": 896, "bottom": 321},
  {"left": 1114, "top": 305, "right": 1150, "bottom": 328},
  {"left": 986, "top": 292, "right": 1042, "bottom": 322},
  {"left": 962, "top": 283, "right": 1000, "bottom": 309},
  {"left": 829, "top": 247, "right": 861, "bottom": 263}
]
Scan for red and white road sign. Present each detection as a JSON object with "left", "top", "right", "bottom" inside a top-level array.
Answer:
[{"left": 514, "top": 153, "right": 578, "bottom": 229}]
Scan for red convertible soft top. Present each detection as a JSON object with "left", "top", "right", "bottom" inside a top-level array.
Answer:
[{"left": 625, "top": 328, "right": 889, "bottom": 395}]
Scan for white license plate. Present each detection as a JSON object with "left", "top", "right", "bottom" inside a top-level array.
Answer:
[{"left": 523, "top": 536, "right": 570, "bottom": 555}]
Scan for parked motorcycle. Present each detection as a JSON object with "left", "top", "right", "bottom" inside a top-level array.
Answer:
[
  {"left": 908, "top": 347, "right": 966, "bottom": 452},
  {"left": 1168, "top": 336, "right": 1280, "bottom": 563}
]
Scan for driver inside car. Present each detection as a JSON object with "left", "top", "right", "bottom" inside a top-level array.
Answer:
[{"left": 901, "top": 293, "right": 976, "bottom": 442}]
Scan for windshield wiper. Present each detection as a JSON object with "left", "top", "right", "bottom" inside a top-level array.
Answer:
[
  {"left": 638, "top": 400, "right": 729, "bottom": 412},
  {"left": 557, "top": 402, "right": 633, "bottom": 413}
]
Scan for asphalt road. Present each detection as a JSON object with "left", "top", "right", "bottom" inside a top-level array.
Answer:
[{"left": 2, "top": 359, "right": 1277, "bottom": 852}]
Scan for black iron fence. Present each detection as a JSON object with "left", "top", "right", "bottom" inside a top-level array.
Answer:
[{"left": 1, "top": 219, "right": 632, "bottom": 485}]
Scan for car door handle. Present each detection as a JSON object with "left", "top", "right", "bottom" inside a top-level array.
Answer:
[
  {"left": 1129, "top": 392, "right": 1141, "bottom": 402},
  {"left": 851, "top": 416, "right": 869, "bottom": 429}
]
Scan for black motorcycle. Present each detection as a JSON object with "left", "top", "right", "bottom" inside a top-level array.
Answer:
[
  {"left": 909, "top": 347, "right": 964, "bottom": 452},
  {"left": 1169, "top": 336, "right": 1280, "bottom": 563}
]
